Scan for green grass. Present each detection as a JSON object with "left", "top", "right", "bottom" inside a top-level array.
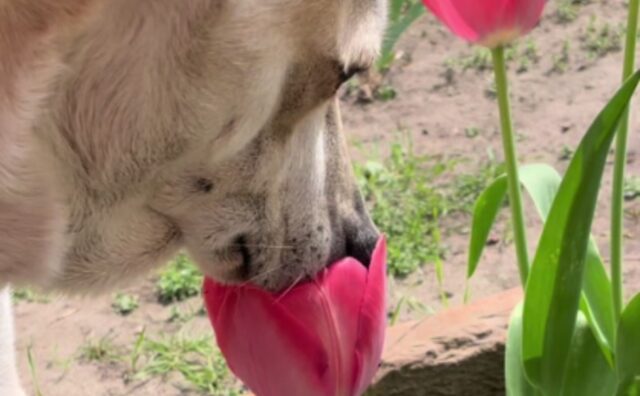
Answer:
[
  {"left": 625, "top": 176, "right": 640, "bottom": 201},
  {"left": 582, "top": 16, "right": 623, "bottom": 58},
  {"left": 112, "top": 293, "right": 140, "bottom": 316},
  {"left": 79, "top": 335, "right": 122, "bottom": 363},
  {"left": 131, "top": 331, "right": 241, "bottom": 395},
  {"left": 556, "top": 0, "right": 579, "bottom": 23},
  {"left": 354, "top": 139, "right": 502, "bottom": 277},
  {"left": 27, "top": 345, "right": 44, "bottom": 396},
  {"left": 445, "top": 42, "right": 537, "bottom": 74},
  {"left": 156, "top": 254, "right": 203, "bottom": 304},
  {"left": 551, "top": 40, "right": 572, "bottom": 74},
  {"left": 355, "top": 141, "right": 450, "bottom": 277},
  {"left": 12, "top": 288, "right": 50, "bottom": 304}
]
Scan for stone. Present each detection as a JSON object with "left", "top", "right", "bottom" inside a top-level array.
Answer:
[{"left": 367, "top": 288, "right": 522, "bottom": 396}]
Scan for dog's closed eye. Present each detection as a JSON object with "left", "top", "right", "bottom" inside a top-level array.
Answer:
[
  {"left": 338, "top": 64, "right": 368, "bottom": 84},
  {"left": 194, "top": 177, "right": 214, "bottom": 193}
]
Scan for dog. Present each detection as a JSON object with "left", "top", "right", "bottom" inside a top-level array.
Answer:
[{"left": 0, "top": 0, "right": 388, "bottom": 394}]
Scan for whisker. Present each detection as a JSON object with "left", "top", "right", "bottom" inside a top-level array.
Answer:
[
  {"left": 228, "top": 243, "right": 294, "bottom": 250},
  {"left": 275, "top": 274, "right": 305, "bottom": 302},
  {"left": 238, "top": 264, "right": 287, "bottom": 287}
]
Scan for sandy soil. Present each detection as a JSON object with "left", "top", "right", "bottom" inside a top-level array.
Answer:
[{"left": 15, "top": 1, "right": 640, "bottom": 395}]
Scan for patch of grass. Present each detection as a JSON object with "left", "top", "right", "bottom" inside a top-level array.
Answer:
[
  {"left": 551, "top": 40, "right": 572, "bottom": 74},
  {"left": 582, "top": 16, "right": 623, "bottom": 58},
  {"left": 388, "top": 296, "right": 430, "bottom": 325},
  {"left": 27, "top": 345, "right": 44, "bottom": 396},
  {"left": 445, "top": 45, "right": 527, "bottom": 74},
  {"left": 156, "top": 254, "right": 203, "bottom": 304},
  {"left": 374, "top": 85, "right": 397, "bottom": 101},
  {"left": 625, "top": 176, "right": 640, "bottom": 201},
  {"left": 515, "top": 40, "right": 540, "bottom": 73},
  {"left": 354, "top": 140, "right": 452, "bottom": 277},
  {"left": 12, "top": 288, "right": 50, "bottom": 304},
  {"left": 377, "top": 0, "right": 425, "bottom": 73},
  {"left": 79, "top": 335, "right": 122, "bottom": 363},
  {"left": 355, "top": 139, "right": 504, "bottom": 278},
  {"left": 450, "top": 158, "right": 506, "bottom": 213},
  {"left": 446, "top": 47, "right": 494, "bottom": 72},
  {"left": 465, "top": 127, "right": 481, "bottom": 139},
  {"left": 556, "top": 0, "right": 578, "bottom": 23},
  {"left": 131, "top": 331, "right": 241, "bottom": 395},
  {"left": 112, "top": 293, "right": 139, "bottom": 316}
]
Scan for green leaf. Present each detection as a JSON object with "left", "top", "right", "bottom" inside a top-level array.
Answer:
[
  {"left": 466, "top": 175, "right": 507, "bottom": 279},
  {"left": 506, "top": 303, "right": 538, "bottom": 396},
  {"left": 616, "top": 293, "right": 640, "bottom": 394},
  {"left": 560, "top": 312, "right": 617, "bottom": 396},
  {"left": 522, "top": 70, "right": 640, "bottom": 394},
  {"left": 519, "top": 164, "right": 615, "bottom": 363},
  {"left": 466, "top": 163, "right": 616, "bottom": 361},
  {"left": 378, "top": 2, "right": 425, "bottom": 71}
]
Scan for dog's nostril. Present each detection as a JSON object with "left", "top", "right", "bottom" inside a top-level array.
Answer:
[
  {"left": 345, "top": 228, "right": 379, "bottom": 268},
  {"left": 234, "top": 235, "right": 252, "bottom": 278}
]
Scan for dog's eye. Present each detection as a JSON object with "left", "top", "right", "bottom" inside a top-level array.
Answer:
[
  {"left": 338, "top": 65, "right": 368, "bottom": 84},
  {"left": 194, "top": 177, "right": 214, "bottom": 193}
]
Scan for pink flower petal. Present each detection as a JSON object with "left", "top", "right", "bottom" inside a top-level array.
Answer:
[
  {"left": 422, "top": 0, "right": 546, "bottom": 46},
  {"left": 203, "top": 236, "right": 388, "bottom": 396}
]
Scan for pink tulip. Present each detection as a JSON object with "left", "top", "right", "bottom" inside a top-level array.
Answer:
[
  {"left": 422, "top": 0, "right": 546, "bottom": 47},
  {"left": 203, "top": 237, "right": 387, "bottom": 396}
]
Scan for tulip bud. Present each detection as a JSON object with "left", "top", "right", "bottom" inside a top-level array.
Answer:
[
  {"left": 422, "top": 0, "right": 546, "bottom": 48},
  {"left": 203, "top": 237, "right": 387, "bottom": 396}
]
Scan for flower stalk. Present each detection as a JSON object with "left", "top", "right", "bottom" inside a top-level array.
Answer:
[
  {"left": 492, "top": 46, "right": 529, "bottom": 286},
  {"left": 611, "top": 0, "right": 640, "bottom": 322}
]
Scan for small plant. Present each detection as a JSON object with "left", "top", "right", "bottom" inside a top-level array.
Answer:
[
  {"left": 354, "top": 140, "right": 450, "bottom": 277},
  {"left": 556, "top": 0, "right": 578, "bottom": 23},
  {"left": 376, "top": 0, "right": 425, "bottom": 72},
  {"left": 464, "top": 127, "right": 481, "bottom": 138},
  {"left": 355, "top": 139, "right": 502, "bottom": 278},
  {"left": 112, "top": 293, "right": 139, "bottom": 316},
  {"left": 551, "top": 40, "right": 571, "bottom": 74},
  {"left": 12, "top": 288, "right": 50, "bottom": 304},
  {"left": 27, "top": 345, "right": 43, "bottom": 396},
  {"left": 131, "top": 332, "right": 241, "bottom": 395},
  {"left": 156, "top": 254, "right": 203, "bottom": 304},
  {"left": 559, "top": 144, "right": 575, "bottom": 161},
  {"left": 79, "top": 335, "right": 122, "bottom": 363},
  {"left": 515, "top": 40, "right": 540, "bottom": 73},
  {"left": 451, "top": 157, "right": 506, "bottom": 212},
  {"left": 374, "top": 85, "right": 397, "bottom": 101},
  {"left": 582, "top": 16, "right": 623, "bottom": 58},
  {"left": 625, "top": 176, "right": 640, "bottom": 200}
]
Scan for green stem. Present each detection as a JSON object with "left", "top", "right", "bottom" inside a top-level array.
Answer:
[
  {"left": 611, "top": 0, "right": 639, "bottom": 322},
  {"left": 491, "top": 46, "right": 530, "bottom": 286}
]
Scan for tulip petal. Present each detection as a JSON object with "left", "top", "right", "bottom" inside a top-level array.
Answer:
[
  {"left": 203, "top": 236, "right": 388, "bottom": 396},
  {"left": 352, "top": 237, "right": 387, "bottom": 395},
  {"left": 422, "top": 0, "right": 546, "bottom": 46},
  {"left": 423, "top": 0, "right": 479, "bottom": 42},
  {"left": 280, "top": 259, "right": 368, "bottom": 394},
  {"left": 204, "top": 280, "right": 332, "bottom": 396}
]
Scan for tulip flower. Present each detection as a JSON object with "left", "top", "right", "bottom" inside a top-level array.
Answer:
[
  {"left": 422, "top": 0, "right": 546, "bottom": 48},
  {"left": 423, "top": 0, "right": 548, "bottom": 286},
  {"left": 203, "top": 237, "right": 387, "bottom": 396}
]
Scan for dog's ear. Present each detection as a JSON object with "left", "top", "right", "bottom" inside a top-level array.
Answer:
[{"left": 336, "top": 0, "right": 388, "bottom": 69}]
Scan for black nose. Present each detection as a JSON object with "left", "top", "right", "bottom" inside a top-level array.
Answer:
[{"left": 344, "top": 221, "right": 379, "bottom": 267}]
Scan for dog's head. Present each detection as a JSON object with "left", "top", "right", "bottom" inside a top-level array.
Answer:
[{"left": 149, "top": 0, "right": 387, "bottom": 291}]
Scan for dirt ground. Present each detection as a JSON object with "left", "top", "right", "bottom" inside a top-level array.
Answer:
[{"left": 15, "top": 1, "right": 640, "bottom": 395}]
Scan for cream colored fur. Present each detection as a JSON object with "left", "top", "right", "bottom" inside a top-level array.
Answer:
[{"left": 0, "top": 0, "right": 386, "bottom": 393}]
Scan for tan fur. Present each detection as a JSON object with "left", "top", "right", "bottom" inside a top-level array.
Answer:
[{"left": 0, "top": 1, "right": 386, "bottom": 392}]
